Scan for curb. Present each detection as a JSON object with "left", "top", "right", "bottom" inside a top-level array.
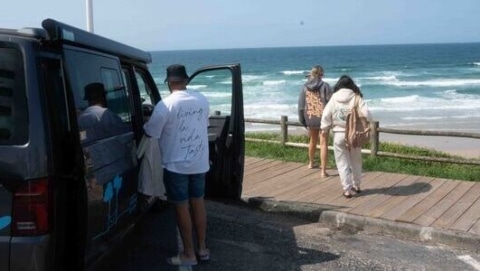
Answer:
[{"left": 241, "top": 196, "right": 480, "bottom": 253}]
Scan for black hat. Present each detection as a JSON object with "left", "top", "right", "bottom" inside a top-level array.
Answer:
[
  {"left": 164, "top": 64, "right": 189, "bottom": 83},
  {"left": 84, "top": 82, "right": 106, "bottom": 101}
]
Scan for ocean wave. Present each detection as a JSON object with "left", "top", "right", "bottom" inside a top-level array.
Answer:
[
  {"left": 383, "top": 78, "right": 480, "bottom": 87},
  {"left": 402, "top": 116, "right": 444, "bottom": 120},
  {"left": 322, "top": 77, "right": 338, "bottom": 85},
  {"left": 188, "top": 84, "right": 207, "bottom": 90},
  {"left": 282, "top": 70, "right": 305, "bottom": 75},
  {"left": 368, "top": 93, "right": 480, "bottom": 111},
  {"left": 203, "top": 92, "right": 231, "bottom": 98},
  {"left": 242, "top": 75, "right": 265, "bottom": 82},
  {"left": 400, "top": 113, "right": 480, "bottom": 121},
  {"left": 378, "top": 95, "right": 421, "bottom": 104},
  {"left": 244, "top": 103, "right": 296, "bottom": 118},
  {"left": 263, "top": 80, "right": 286, "bottom": 86},
  {"left": 365, "top": 75, "right": 398, "bottom": 81},
  {"left": 438, "top": 89, "right": 474, "bottom": 99}
]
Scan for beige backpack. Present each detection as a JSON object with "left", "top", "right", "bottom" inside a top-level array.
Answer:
[{"left": 345, "top": 95, "right": 370, "bottom": 150}]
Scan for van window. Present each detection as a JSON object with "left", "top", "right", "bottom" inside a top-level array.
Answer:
[
  {"left": 101, "top": 67, "right": 131, "bottom": 123},
  {"left": 0, "top": 43, "right": 28, "bottom": 145},
  {"left": 63, "top": 49, "right": 133, "bottom": 142},
  {"left": 135, "top": 70, "right": 155, "bottom": 106}
]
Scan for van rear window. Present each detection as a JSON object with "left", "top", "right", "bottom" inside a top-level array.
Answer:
[{"left": 0, "top": 44, "right": 27, "bottom": 145}]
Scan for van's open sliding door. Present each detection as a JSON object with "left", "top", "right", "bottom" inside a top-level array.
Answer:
[{"left": 188, "top": 64, "right": 244, "bottom": 199}]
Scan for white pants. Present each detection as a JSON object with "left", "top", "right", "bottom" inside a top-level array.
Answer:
[{"left": 333, "top": 132, "right": 363, "bottom": 191}]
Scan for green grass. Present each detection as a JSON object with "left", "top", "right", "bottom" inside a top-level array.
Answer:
[{"left": 245, "top": 132, "right": 480, "bottom": 182}]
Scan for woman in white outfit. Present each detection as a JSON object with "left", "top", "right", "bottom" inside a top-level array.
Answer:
[{"left": 320, "top": 75, "right": 372, "bottom": 198}]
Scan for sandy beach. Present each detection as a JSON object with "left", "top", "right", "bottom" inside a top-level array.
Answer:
[{"left": 378, "top": 133, "right": 480, "bottom": 159}]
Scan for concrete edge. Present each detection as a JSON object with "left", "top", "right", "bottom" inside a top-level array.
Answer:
[{"left": 241, "top": 196, "right": 480, "bottom": 253}]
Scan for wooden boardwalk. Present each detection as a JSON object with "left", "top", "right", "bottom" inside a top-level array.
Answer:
[{"left": 242, "top": 157, "right": 480, "bottom": 237}]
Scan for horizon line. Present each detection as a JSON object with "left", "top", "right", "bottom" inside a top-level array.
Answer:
[{"left": 149, "top": 41, "right": 480, "bottom": 53}]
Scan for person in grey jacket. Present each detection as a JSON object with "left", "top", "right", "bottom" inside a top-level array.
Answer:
[
  {"left": 298, "top": 65, "right": 332, "bottom": 177},
  {"left": 321, "top": 75, "right": 372, "bottom": 198}
]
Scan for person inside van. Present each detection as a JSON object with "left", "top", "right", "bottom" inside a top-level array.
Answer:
[
  {"left": 78, "top": 82, "right": 128, "bottom": 143},
  {"left": 78, "top": 82, "right": 130, "bottom": 188}
]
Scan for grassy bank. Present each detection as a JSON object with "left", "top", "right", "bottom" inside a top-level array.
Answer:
[{"left": 245, "top": 132, "right": 480, "bottom": 182}]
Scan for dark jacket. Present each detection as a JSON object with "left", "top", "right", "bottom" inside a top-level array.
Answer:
[{"left": 297, "top": 78, "right": 332, "bottom": 128}]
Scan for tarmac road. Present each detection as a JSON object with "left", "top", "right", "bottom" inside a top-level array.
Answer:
[{"left": 93, "top": 199, "right": 480, "bottom": 271}]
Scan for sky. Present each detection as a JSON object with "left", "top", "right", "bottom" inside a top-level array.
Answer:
[{"left": 2, "top": 0, "right": 480, "bottom": 51}]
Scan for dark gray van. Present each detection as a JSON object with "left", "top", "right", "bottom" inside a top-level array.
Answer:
[{"left": 0, "top": 19, "right": 244, "bottom": 271}]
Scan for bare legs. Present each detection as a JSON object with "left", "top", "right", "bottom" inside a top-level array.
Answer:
[
  {"left": 175, "top": 203, "right": 196, "bottom": 261},
  {"left": 320, "top": 131, "right": 329, "bottom": 177},
  {"left": 190, "top": 198, "right": 208, "bottom": 255},
  {"left": 308, "top": 128, "right": 320, "bottom": 168},
  {"left": 309, "top": 128, "right": 329, "bottom": 176},
  {"left": 174, "top": 197, "right": 208, "bottom": 261}
]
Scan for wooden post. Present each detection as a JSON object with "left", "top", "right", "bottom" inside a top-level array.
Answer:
[
  {"left": 280, "top": 115, "right": 288, "bottom": 145},
  {"left": 370, "top": 121, "right": 379, "bottom": 157}
]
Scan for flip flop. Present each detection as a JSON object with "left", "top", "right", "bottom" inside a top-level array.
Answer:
[
  {"left": 166, "top": 255, "right": 198, "bottom": 266},
  {"left": 343, "top": 191, "right": 353, "bottom": 198},
  {"left": 352, "top": 186, "right": 362, "bottom": 194},
  {"left": 197, "top": 249, "right": 210, "bottom": 261}
]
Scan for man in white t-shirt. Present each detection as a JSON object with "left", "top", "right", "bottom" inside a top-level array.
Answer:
[{"left": 144, "top": 64, "right": 210, "bottom": 266}]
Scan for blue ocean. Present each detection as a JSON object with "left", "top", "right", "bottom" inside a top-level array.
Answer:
[{"left": 148, "top": 43, "right": 480, "bottom": 132}]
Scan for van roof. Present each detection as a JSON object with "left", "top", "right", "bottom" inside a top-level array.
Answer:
[{"left": 0, "top": 18, "right": 152, "bottom": 64}]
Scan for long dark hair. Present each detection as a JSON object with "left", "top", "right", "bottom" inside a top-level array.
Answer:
[{"left": 333, "top": 75, "right": 363, "bottom": 97}]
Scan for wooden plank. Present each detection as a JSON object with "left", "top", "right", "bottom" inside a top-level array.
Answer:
[
  {"left": 245, "top": 157, "right": 264, "bottom": 166},
  {"left": 324, "top": 171, "right": 386, "bottom": 207},
  {"left": 258, "top": 165, "right": 321, "bottom": 195},
  {"left": 243, "top": 162, "right": 304, "bottom": 195},
  {"left": 244, "top": 160, "right": 283, "bottom": 180},
  {"left": 316, "top": 171, "right": 387, "bottom": 202},
  {"left": 432, "top": 182, "right": 480, "bottom": 229},
  {"left": 243, "top": 164, "right": 294, "bottom": 193},
  {"left": 243, "top": 160, "right": 321, "bottom": 199},
  {"left": 294, "top": 176, "right": 342, "bottom": 204},
  {"left": 245, "top": 161, "right": 300, "bottom": 184},
  {"left": 269, "top": 170, "right": 328, "bottom": 200},
  {"left": 395, "top": 180, "right": 459, "bottom": 225},
  {"left": 244, "top": 158, "right": 282, "bottom": 173},
  {"left": 468, "top": 217, "right": 480, "bottom": 235},
  {"left": 364, "top": 175, "right": 429, "bottom": 218},
  {"left": 413, "top": 181, "right": 473, "bottom": 226},
  {"left": 244, "top": 157, "right": 268, "bottom": 168},
  {"left": 244, "top": 159, "right": 281, "bottom": 175},
  {"left": 347, "top": 173, "right": 410, "bottom": 215},
  {"left": 277, "top": 174, "right": 332, "bottom": 202},
  {"left": 378, "top": 177, "right": 440, "bottom": 221},
  {"left": 450, "top": 192, "right": 480, "bottom": 232},
  {"left": 382, "top": 178, "right": 448, "bottom": 223}
]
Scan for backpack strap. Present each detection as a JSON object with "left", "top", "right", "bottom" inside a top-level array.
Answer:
[
  {"left": 323, "top": 85, "right": 327, "bottom": 105},
  {"left": 319, "top": 82, "right": 327, "bottom": 105},
  {"left": 353, "top": 94, "right": 360, "bottom": 110}
]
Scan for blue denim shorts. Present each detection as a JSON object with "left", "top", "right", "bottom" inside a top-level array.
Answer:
[{"left": 163, "top": 169, "right": 206, "bottom": 204}]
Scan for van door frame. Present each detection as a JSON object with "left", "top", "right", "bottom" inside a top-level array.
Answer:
[{"left": 188, "top": 63, "right": 245, "bottom": 199}]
